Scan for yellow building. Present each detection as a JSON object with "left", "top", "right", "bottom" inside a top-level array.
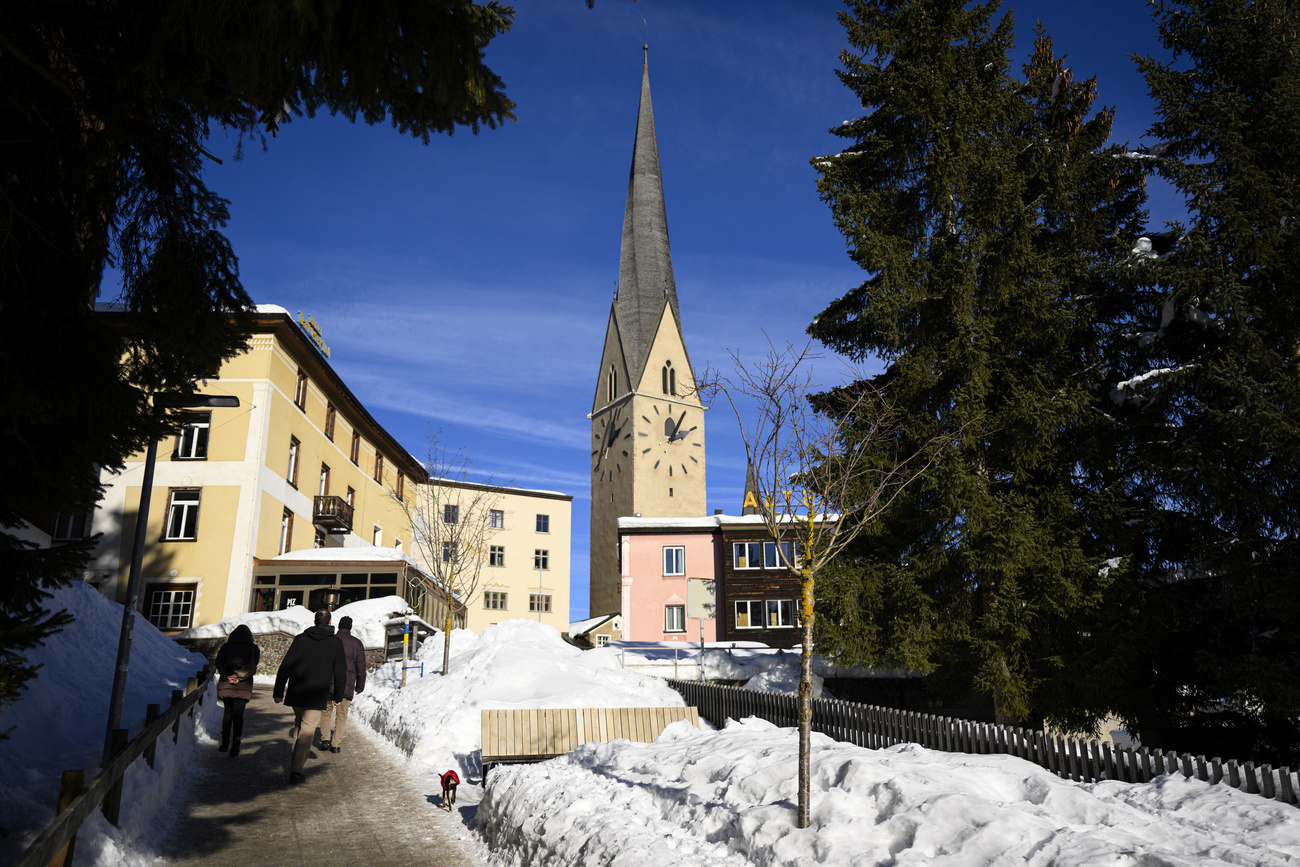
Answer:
[
  {"left": 408, "top": 481, "right": 573, "bottom": 634},
  {"left": 88, "top": 305, "right": 460, "bottom": 630}
]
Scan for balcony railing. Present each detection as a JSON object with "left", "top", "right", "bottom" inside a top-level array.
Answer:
[{"left": 313, "top": 495, "right": 353, "bottom": 534}]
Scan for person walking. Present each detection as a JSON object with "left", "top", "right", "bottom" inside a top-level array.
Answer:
[
  {"left": 214, "top": 624, "right": 260, "bottom": 757},
  {"left": 320, "top": 615, "right": 366, "bottom": 754},
  {"left": 273, "top": 608, "right": 345, "bottom": 784}
]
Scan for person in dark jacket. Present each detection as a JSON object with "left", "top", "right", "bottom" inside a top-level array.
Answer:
[
  {"left": 320, "top": 615, "right": 367, "bottom": 753},
  {"left": 274, "top": 608, "right": 345, "bottom": 784},
  {"left": 215, "top": 624, "right": 260, "bottom": 757}
]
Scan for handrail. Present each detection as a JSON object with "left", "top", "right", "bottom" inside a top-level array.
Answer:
[{"left": 11, "top": 667, "right": 212, "bottom": 867}]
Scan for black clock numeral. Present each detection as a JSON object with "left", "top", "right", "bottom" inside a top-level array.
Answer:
[
  {"left": 654, "top": 460, "right": 660, "bottom": 469},
  {"left": 689, "top": 455, "right": 698, "bottom": 463},
  {"left": 642, "top": 416, "right": 652, "bottom": 424},
  {"left": 642, "top": 448, "right": 651, "bottom": 454},
  {"left": 681, "top": 464, "right": 688, "bottom": 475}
]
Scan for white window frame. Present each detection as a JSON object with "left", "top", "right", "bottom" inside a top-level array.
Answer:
[
  {"left": 733, "top": 542, "right": 762, "bottom": 570},
  {"left": 483, "top": 591, "right": 507, "bottom": 610},
  {"left": 663, "top": 546, "right": 685, "bottom": 576},
  {"left": 735, "top": 599, "right": 763, "bottom": 629},
  {"left": 534, "top": 549, "right": 549, "bottom": 570},
  {"left": 766, "top": 599, "right": 795, "bottom": 628},
  {"left": 176, "top": 414, "right": 210, "bottom": 460},
  {"left": 763, "top": 541, "right": 793, "bottom": 569},
  {"left": 596, "top": 634, "right": 610, "bottom": 647},
  {"left": 530, "top": 593, "right": 552, "bottom": 613},
  {"left": 53, "top": 510, "right": 90, "bottom": 541},
  {"left": 279, "top": 508, "right": 293, "bottom": 554},
  {"left": 664, "top": 604, "right": 685, "bottom": 633},
  {"left": 489, "top": 545, "right": 505, "bottom": 567},
  {"left": 146, "top": 585, "right": 195, "bottom": 630},
  {"left": 164, "top": 490, "right": 201, "bottom": 541}
]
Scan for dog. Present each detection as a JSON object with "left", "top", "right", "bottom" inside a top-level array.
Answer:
[{"left": 440, "top": 769, "right": 460, "bottom": 811}]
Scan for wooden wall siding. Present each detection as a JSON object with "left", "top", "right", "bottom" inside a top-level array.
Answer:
[
  {"left": 665, "top": 680, "right": 1300, "bottom": 809},
  {"left": 481, "top": 706, "right": 701, "bottom": 763},
  {"left": 717, "top": 530, "right": 801, "bottom": 647}
]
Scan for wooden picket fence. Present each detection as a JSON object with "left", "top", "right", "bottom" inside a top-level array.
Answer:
[
  {"left": 12, "top": 666, "right": 213, "bottom": 867},
  {"left": 666, "top": 679, "right": 1299, "bottom": 808}
]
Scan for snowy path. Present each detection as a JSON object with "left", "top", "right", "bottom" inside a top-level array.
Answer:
[{"left": 155, "top": 686, "right": 483, "bottom": 866}]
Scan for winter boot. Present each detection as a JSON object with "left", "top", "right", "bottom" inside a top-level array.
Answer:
[{"left": 228, "top": 738, "right": 241, "bottom": 757}]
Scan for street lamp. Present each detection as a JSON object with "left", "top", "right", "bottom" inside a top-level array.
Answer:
[{"left": 102, "top": 393, "right": 239, "bottom": 764}]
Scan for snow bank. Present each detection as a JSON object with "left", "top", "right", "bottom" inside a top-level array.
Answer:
[
  {"left": 177, "top": 594, "right": 412, "bottom": 649},
  {"left": 0, "top": 583, "right": 213, "bottom": 866},
  {"left": 479, "top": 716, "right": 1300, "bottom": 867},
  {"left": 352, "top": 619, "right": 684, "bottom": 777},
  {"left": 742, "top": 662, "right": 824, "bottom": 698}
]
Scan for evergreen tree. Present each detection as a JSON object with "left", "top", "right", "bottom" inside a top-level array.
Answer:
[
  {"left": 0, "top": 0, "right": 516, "bottom": 730},
  {"left": 809, "top": 0, "right": 1147, "bottom": 725},
  {"left": 1095, "top": 0, "right": 1300, "bottom": 763}
]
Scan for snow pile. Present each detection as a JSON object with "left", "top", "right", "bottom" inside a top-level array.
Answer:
[
  {"left": 479, "top": 716, "right": 1300, "bottom": 867},
  {"left": 352, "top": 619, "right": 684, "bottom": 775},
  {"left": 178, "top": 594, "right": 413, "bottom": 649},
  {"left": 742, "top": 662, "right": 824, "bottom": 698},
  {"left": 0, "top": 582, "right": 213, "bottom": 866}
]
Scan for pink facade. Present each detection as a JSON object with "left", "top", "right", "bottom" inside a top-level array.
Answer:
[{"left": 619, "top": 525, "right": 718, "bottom": 642}]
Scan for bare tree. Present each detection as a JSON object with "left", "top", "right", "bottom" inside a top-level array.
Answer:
[
  {"left": 394, "top": 433, "right": 503, "bottom": 676},
  {"left": 701, "top": 339, "right": 944, "bottom": 829}
]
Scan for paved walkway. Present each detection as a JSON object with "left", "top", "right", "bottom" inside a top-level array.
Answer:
[{"left": 158, "top": 686, "right": 484, "bottom": 866}]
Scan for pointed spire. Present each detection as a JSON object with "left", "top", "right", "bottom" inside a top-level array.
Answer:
[
  {"left": 616, "top": 56, "right": 679, "bottom": 377},
  {"left": 742, "top": 463, "right": 762, "bottom": 516}
]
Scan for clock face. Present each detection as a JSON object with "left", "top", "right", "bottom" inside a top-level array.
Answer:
[
  {"left": 639, "top": 402, "right": 701, "bottom": 478},
  {"left": 592, "top": 406, "right": 631, "bottom": 482}
]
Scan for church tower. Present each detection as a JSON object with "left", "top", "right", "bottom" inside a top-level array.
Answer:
[{"left": 588, "top": 56, "right": 706, "bottom": 617}]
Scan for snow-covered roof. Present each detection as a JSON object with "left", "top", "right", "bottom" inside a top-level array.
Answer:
[
  {"left": 569, "top": 613, "right": 620, "bottom": 634},
  {"left": 618, "top": 514, "right": 835, "bottom": 531},
  {"left": 266, "top": 547, "right": 419, "bottom": 567}
]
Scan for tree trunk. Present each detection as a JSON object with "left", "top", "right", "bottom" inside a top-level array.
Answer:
[
  {"left": 797, "top": 573, "right": 815, "bottom": 828},
  {"left": 442, "top": 595, "right": 454, "bottom": 676}
]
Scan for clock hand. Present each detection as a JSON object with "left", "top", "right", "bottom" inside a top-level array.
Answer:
[{"left": 672, "top": 411, "right": 687, "bottom": 441}]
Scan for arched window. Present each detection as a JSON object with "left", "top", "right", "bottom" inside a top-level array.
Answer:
[
  {"left": 607, "top": 366, "right": 616, "bottom": 401},
  {"left": 662, "top": 360, "right": 675, "bottom": 395}
]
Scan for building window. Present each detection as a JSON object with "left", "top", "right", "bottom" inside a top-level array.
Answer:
[
  {"left": 663, "top": 546, "right": 684, "bottom": 576},
  {"left": 294, "top": 369, "right": 308, "bottom": 410},
  {"left": 53, "top": 510, "right": 91, "bottom": 541},
  {"left": 489, "top": 509, "right": 504, "bottom": 529},
  {"left": 164, "top": 490, "right": 201, "bottom": 541},
  {"left": 396, "top": 472, "right": 405, "bottom": 499},
  {"left": 530, "top": 594, "right": 552, "bottom": 613},
  {"left": 484, "top": 591, "right": 507, "bottom": 610},
  {"left": 287, "top": 437, "right": 300, "bottom": 488},
  {"left": 733, "top": 542, "right": 762, "bottom": 570},
  {"left": 280, "top": 508, "right": 293, "bottom": 554},
  {"left": 314, "top": 528, "right": 326, "bottom": 549},
  {"left": 346, "top": 486, "right": 355, "bottom": 508},
  {"left": 535, "top": 514, "right": 549, "bottom": 533},
  {"left": 350, "top": 431, "right": 360, "bottom": 464},
  {"left": 534, "top": 549, "right": 549, "bottom": 570},
  {"left": 319, "top": 463, "right": 330, "bottom": 496},
  {"left": 607, "top": 365, "right": 616, "bottom": 402},
  {"left": 664, "top": 604, "right": 685, "bottom": 633},
  {"left": 325, "top": 404, "right": 336, "bottom": 440},
  {"left": 442, "top": 503, "right": 458, "bottom": 524},
  {"left": 662, "top": 360, "right": 675, "bottom": 395},
  {"left": 766, "top": 599, "right": 795, "bottom": 628},
  {"left": 145, "top": 585, "right": 194, "bottom": 630},
  {"left": 595, "top": 634, "right": 610, "bottom": 647},
  {"left": 489, "top": 545, "right": 505, "bottom": 567},
  {"left": 176, "top": 413, "right": 210, "bottom": 460},
  {"left": 735, "top": 600, "right": 764, "bottom": 629},
  {"left": 442, "top": 541, "right": 457, "bottom": 563},
  {"left": 763, "top": 541, "right": 793, "bottom": 569},
  {"left": 372, "top": 524, "right": 382, "bottom": 546},
  {"left": 373, "top": 453, "right": 384, "bottom": 483}
]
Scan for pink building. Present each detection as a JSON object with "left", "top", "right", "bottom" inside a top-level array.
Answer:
[{"left": 618, "top": 517, "right": 719, "bottom": 642}]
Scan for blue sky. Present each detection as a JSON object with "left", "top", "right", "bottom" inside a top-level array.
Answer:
[{"left": 195, "top": 0, "right": 1182, "bottom": 621}]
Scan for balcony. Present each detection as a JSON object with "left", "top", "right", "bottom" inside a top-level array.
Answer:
[{"left": 313, "top": 495, "right": 354, "bottom": 534}]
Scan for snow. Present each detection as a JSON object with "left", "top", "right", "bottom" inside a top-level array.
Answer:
[
  {"left": 267, "top": 546, "right": 421, "bottom": 566},
  {"left": 176, "top": 594, "right": 413, "bottom": 649},
  {"left": 0, "top": 582, "right": 214, "bottom": 866},
  {"left": 7, "top": 593, "right": 1300, "bottom": 867}
]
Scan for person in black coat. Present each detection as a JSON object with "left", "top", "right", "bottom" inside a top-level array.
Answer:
[
  {"left": 274, "top": 608, "right": 345, "bottom": 784},
  {"left": 214, "top": 624, "right": 260, "bottom": 757}
]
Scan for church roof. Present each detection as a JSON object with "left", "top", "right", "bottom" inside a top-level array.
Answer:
[{"left": 615, "top": 58, "right": 680, "bottom": 379}]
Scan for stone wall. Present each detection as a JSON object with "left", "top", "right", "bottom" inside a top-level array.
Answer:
[{"left": 178, "top": 633, "right": 386, "bottom": 675}]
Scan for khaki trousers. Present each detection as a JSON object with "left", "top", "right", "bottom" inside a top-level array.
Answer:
[
  {"left": 290, "top": 707, "right": 322, "bottom": 773},
  {"left": 321, "top": 697, "right": 352, "bottom": 746}
]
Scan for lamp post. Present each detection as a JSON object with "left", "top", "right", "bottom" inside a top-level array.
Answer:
[{"left": 102, "top": 393, "right": 239, "bottom": 764}]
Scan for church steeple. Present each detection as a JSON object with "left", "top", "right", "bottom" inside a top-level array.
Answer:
[{"left": 615, "top": 57, "right": 679, "bottom": 380}]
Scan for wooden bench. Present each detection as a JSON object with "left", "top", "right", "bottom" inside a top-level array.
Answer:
[{"left": 480, "top": 706, "right": 700, "bottom": 779}]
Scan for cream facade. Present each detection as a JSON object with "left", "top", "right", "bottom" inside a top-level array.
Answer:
[
  {"left": 89, "top": 306, "right": 434, "bottom": 631},
  {"left": 414, "top": 483, "right": 573, "bottom": 634}
]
